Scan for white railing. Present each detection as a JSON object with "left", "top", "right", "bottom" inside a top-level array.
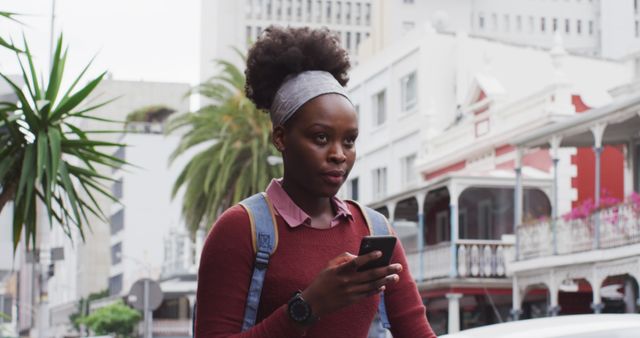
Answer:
[
  {"left": 456, "top": 239, "right": 512, "bottom": 278},
  {"left": 408, "top": 240, "right": 513, "bottom": 280},
  {"left": 517, "top": 203, "right": 640, "bottom": 260}
]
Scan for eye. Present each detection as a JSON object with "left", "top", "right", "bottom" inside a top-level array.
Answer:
[
  {"left": 344, "top": 135, "right": 357, "bottom": 147},
  {"left": 314, "top": 133, "right": 328, "bottom": 144}
]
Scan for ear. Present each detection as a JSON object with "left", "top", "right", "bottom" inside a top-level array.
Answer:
[{"left": 272, "top": 125, "right": 285, "bottom": 152}]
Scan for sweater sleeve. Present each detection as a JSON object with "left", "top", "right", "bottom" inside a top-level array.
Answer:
[
  {"left": 195, "top": 205, "right": 304, "bottom": 338},
  {"left": 384, "top": 236, "right": 438, "bottom": 338}
]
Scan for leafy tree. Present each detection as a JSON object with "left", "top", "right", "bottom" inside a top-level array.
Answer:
[
  {"left": 80, "top": 301, "right": 141, "bottom": 338},
  {"left": 0, "top": 34, "right": 125, "bottom": 250},
  {"left": 167, "top": 54, "right": 282, "bottom": 234},
  {"left": 69, "top": 289, "right": 110, "bottom": 333}
]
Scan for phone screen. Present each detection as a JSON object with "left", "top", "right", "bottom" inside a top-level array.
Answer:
[{"left": 357, "top": 235, "right": 397, "bottom": 272}]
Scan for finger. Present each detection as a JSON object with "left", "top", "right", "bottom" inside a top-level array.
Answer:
[
  {"left": 350, "top": 274, "right": 399, "bottom": 296},
  {"left": 327, "top": 252, "right": 356, "bottom": 268},
  {"left": 337, "top": 250, "right": 382, "bottom": 273},
  {"left": 352, "top": 263, "right": 403, "bottom": 283}
]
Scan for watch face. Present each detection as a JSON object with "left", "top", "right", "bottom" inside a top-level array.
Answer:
[{"left": 290, "top": 298, "right": 311, "bottom": 322}]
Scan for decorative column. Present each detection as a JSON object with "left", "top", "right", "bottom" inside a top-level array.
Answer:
[
  {"left": 590, "top": 274, "right": 604, "bottom": 314},
  {"left": 387, "top": 201, "right": 397, "bottom": 226},
  {"left": 448, "top": 182, "right": 460, "bottom": 278},
  {"left": 511, "top": 276, "right": 523, "bottom": 320},
  {"left": 416, "top": 193, "right": 426, "bottom": 282},
  {"left": 446, "top": 293, "right": 463, "bottom": 334},
  {"left": 591, "top": 123, "right": 606, "bottom": 249},
  {"left": 550, "top": 136, "right": 562, "bottom": 255},
  {"left": 514, "top": 148, "right": 524, "bottom": 261},
  {"left": 548, "top": 273, "right": 561, "bottom": 316},
  {"left": 624, "top": 140, "right": 634, "bottom": 197}
]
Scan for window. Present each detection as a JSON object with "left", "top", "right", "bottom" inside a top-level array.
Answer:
[
  {"left": 346, "top": 31, "right": 351, "bottom": 49},
  {"left": 516, "top": 15, "right": 522, "bottom": 31},
  {"left": 316, "top": 0, "right": 322, "bottom": 22},
  {"left": 347, "top": 177, "right": 359, "bottom": 200},
  {"left": 326, "top": 1, "right": 332, "bottom": 23},
  {"left": 307, "top": 0, "right": 312, "bottom": 20},
  {"left": 541, "top": 17, "right": 546, "bottom": 32},
  {"left": 111, "top": 243, "right": 122, "bottom": 265},
  {"left": 401, "top": 154, "right": 417, "bottom": 187},
  {"left": 336, "top": 1, "right": 342, "bottom": 23},
  {"left": 108, "top": 274, "right": 123, "bottom": 296},
  {"left": 246, "top": 26, "right": 252, "bottom": 43},
  {"left": 503, "top": 14, "right": 510, "bottom": 32},
  {"left": 402, "top": 21, "right": 415, "bottom": 32},
  {"left": 636, "top": 0, "right": 638, "bottom": 13},
  {"left": 286, "top": 0, "right": 292, "bottom": 18},
  {"left": 296, "top": 0, "right": 302, "bottom": 20},
  {"left": 563, "top": 18, "right": 569, "bottom": 34},
  {"left": 354, "top": 104, "right": 360, "bottom": 125},
  {"left": 372, "top": 167, "right": 387, "bottom": 199},
  {"left": 492, "top": 13, "right": 498, "bottom": 30},
  {"left": 403, "top": 0, "right": 415, "bottom": 3},
  {"left": 372, "top": 90, "right": 386, "bottom": 126},
  {"left": 479, "top": 13, "right": 485, "bottom": 29},
  {"left": 552, "top": 17, "right": 557, "bottom": 32},
  {"left": 346, "top": 2, "right": 351, "bottom": 24},
  {"left": 400, "top": 72, "right": 417, "bottom": 112},
  {"left": 435, "top": 211, "right": 449, "bottom": 243},
  {"left": 356, "top": 32, "right": 361, "bottom": 48},
  {"left": 110, "top": 209, "right": 124, "bottom": 235},
  {"left": 528, "top": 16, "right": 534, "bottom": 33},
  {"left": 636, "top": 21, "right": 639, "bottom": 38},
  {"left": 112, "top": 178, "right": 123, "bottom": 199},
  {"left": 365, "top": 3, "right": 371, "bottom": 25},
  {"left": 577, "top": 19, "right": 582, "bottom": 34},
  {"left": 266, "top": 0, "right": 273, "bottom": 18},
  {"left": 589, "top": 20, "right": 594, "bottom": 35},
  {"left": 276, "top": 0, "right": 282, "bottom": 18},
  {"left": 356, "top": 3, "right": 361, "bottom": 25}
]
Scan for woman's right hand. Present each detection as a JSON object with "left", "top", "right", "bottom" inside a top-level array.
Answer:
[{"left": 301, "top": 251, "right": 402, "bottom": 318}]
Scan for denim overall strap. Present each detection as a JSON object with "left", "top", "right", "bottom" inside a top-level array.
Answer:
[{"left": 239, "top": 193, "right": 278, "bottom": 331}]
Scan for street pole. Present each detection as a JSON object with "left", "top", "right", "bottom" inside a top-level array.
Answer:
[{"left": 144, "top": 279, "right": 150, "bottom": 338}]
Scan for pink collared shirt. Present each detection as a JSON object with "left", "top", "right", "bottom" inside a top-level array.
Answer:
[{"left": 265, "top": 178, "right": 353, "bottom": 229}]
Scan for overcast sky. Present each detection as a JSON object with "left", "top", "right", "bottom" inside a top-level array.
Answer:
[{"left": 0, "top": 0, "right": 200, "bottom": 85}]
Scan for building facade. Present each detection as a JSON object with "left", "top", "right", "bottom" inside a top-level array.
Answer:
[
  {"left": 360, "top": 0, "right": 640, "bottom": 61},
  {"left": 344, "top": 24, "right": 631, "bottom": 334},
  {"left": 200, "top": 0, "right": 374, "bottom": 86}
]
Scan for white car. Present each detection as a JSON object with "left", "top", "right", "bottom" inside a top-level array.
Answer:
[{"left": 440, "top": 314, "right": 640, "bottom": 338}]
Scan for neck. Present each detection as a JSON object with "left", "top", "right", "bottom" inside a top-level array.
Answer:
[{"left": 281, "top": 176, "right": 334, "bottom": 218}]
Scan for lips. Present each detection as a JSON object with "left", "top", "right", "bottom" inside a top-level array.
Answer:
[{"left": 320, "top": 170, "right": 346, "bottom": 186}]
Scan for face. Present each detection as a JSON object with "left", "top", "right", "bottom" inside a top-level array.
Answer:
[{"left": 273, "top": 93, "right": 358, "bottom": 198}]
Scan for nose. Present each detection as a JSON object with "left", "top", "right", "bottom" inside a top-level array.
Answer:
[{"left": 328, "top": 142, "right": 347, "bottom": 163}]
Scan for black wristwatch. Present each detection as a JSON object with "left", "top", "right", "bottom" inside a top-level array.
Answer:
[{"left": 287, "top": 291, "right": 317, "bottom": 326}]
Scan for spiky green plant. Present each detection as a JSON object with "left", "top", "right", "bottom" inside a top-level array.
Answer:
[
  {"left": 167, "top": 54, "right": 282, "bottom": 234},
  {"left": 0, "top": 11, "right": 23, "bottom": 53},
  {"left": 0, "top": 34, "right": 125, "bottom": 250}
]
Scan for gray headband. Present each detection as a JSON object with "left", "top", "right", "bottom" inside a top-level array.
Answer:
[{"left": 270, "top": 70, "right": 352, "bottom": 126}]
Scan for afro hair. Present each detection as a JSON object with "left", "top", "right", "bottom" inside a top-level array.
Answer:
[{"left": 245, "top": 25, "right": 351, "bottom": 112}]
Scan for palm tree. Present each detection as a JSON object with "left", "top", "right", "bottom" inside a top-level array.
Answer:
[
  {"left": 0, "top": 35, "right": 125, "bottom": 250},
  {"left": 167, "top": 56, "right": 282, "bottom": 234}
]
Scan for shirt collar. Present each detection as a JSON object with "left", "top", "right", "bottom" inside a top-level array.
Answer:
[{"left": 265, "top": 178, "right": 353, "bottom": 229}]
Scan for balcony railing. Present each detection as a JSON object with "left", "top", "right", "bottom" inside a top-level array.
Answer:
[
  {"left": 517, "top": 202, "right": 640, "bottom": 260},
  {"left": 151, "top": 319, "right": 191, "bottom": 336},
  {"left": 406, "top": 239, "right": 513, "bottom": 280}
]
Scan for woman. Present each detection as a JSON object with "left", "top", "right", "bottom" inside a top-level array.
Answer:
[{"left": 196, "top": 26, "right": 436, "bottom": 338}]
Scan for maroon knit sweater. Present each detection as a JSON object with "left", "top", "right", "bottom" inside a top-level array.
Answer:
[{"left": 196, "top": 203, "right": 437, "bottom": 338}]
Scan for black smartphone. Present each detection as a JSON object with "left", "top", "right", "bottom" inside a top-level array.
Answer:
[{"left": 356, "top": 235, "right": 397, "bottom": 272}]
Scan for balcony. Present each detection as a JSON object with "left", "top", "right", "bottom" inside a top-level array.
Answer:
[
  {"left": 517, "top": 202, "right": 640, "bottom": 260},
  {"left": 151, "top": 319, "right": 191, "bottom": 337},
  {"left": 406, "top": 239, "right": 514, "bottom": 280}
]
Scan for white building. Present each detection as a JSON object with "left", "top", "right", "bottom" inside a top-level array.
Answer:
[
  {"left": 345, "top": 25, "right": 632, "bottom": 334},
  {"left": 360, "top": 0, "right": 640, "bottom": 61},
  {"left": 39, "top": 80, "right": 191, "bottom": 338},
  {"left": 200, "top": 0, "right": 374, "bottom": 84}
]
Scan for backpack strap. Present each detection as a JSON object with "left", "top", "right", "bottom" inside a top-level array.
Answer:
[
  {"left": 346, "top": 200, "right": 392, "bottom": 330},
  {"left": 238, "top": 193, "right": 278, "bottom": 331}
]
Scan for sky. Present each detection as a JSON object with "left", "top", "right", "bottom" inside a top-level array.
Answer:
[{"left": 0, "top": 0, "right": 200, "bottom": 85}]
